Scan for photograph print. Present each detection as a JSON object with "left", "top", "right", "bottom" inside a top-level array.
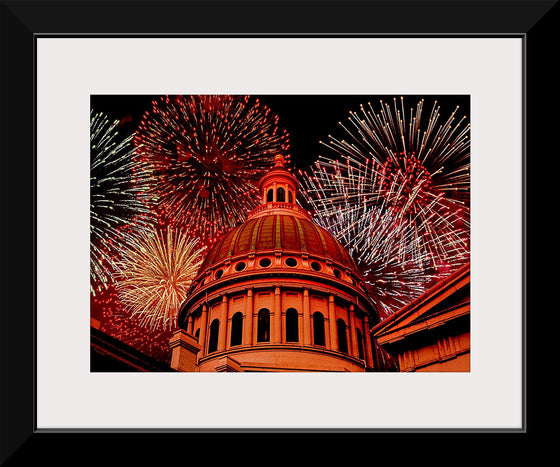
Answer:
[{"left": 90, "top": 94, "right": 471, "bottom": 373}]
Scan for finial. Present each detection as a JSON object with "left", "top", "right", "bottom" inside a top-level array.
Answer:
[{"left": 274, "top": 154, "right": 285, "bottom": 168}]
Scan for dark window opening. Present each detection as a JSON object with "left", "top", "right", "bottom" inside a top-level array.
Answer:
[
  {"left": 259, "top": 257, "right": 272, "bottom": 268},
  {"left": 277, "top": 187, "right": 285, "bottom": 202},
  {"left": 235, "top": 262, "right": 246, "bottom": 272},
  {"left": 288, "top": 191, "right": 293, "bottom": 203},
  {"left": 357, "top": 328, "right": 364, "bottom": 360},
  {"left": 337, "top": 319, "right": 348, "bottom": 353},
  {"left": 208, "top": 319, "right": 220, "bottom": 353},
  {"left": 257, "top": 309, "right": 270, "bottom": 342},
  {"left": 286, "top": 308, "right": 299, "bottom": 342},
  {"left": 310, "top": 261, "right": 321, "bottom": 271},
  {"left": 230, "top": 312, "right": 243, "bottom": 347},
  {"left": 285, "top": 257, "right": 298, "bottom": 267},
  {"left": 313, "top": 312, "right": 325, "bottom": 346},
  {"left": 194, "top": 328, "right": 200, "bottom": 342},
  {"left": 267, "top": 188, "right": 273, "bottom": 202}
]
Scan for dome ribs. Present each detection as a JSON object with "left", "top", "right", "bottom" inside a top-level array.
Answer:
[
  {"left": 216, "top": 229, "right": 237, "bottom": 261},
  {"left": 282, "top": 216, "right": 301, "bottom": 252},
  {"left": 234, "top": 217, "right": 257, "bottom": 255},
  {"left": 313, "top": 223, "right": 331, "bottom": 259},
  {"left": 293, "top": 218, "right": 308, "bottom": 252},
  {"left": 227, "top": 223, "right": 245, "bottom": 258},
  {"left": 249, "top": 216, "right": 265, "bottom": 251},
  {"left": 195, "top": 214, "right": 357, "bottom": 278},
  {"left": 275, "top": 215, "right": 282, "bottom": 249},
  {"left": 257, "top": 215, "right": 275, "bottom": 250},
  {"left": 300, "top": 219, "right": 322, "bottom": 256}
]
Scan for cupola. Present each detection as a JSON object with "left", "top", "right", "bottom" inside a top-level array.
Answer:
[{"left": 259, "top": 154, "right": 298, "bottom": 204}]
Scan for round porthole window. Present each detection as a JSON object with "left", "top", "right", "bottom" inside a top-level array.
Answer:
[
  {"left": 259, "top": 258, "right": 272, "bottom": 268},
  {"left": 235, "top": 262, "right": 246, "bottom": 272},
  {"left": 310, "top": 261, "right": 321, "bottom": 272},
  {"left": 333, "top": 268, "right": 341, "bottom": 278},
  {"left": 285, "top": 257, "right": 298, "bottom": 267},
  {"left": 215, "top": 269, "right": 224, "bottom": 279}
]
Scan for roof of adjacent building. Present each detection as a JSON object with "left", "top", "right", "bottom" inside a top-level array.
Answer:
[{"left": 371, "top": 262, "right": 470, "bottom": 344}]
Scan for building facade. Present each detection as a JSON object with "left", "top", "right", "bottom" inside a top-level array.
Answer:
[{"left": 169, "top": 155, "right": 381, "bottom": 372}]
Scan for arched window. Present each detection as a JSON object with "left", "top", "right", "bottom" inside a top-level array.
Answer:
[
  {"left": 267, "top": 188, "right": 274, "bottom": 202},
  {"left": 208, "top": 319, "right": 220, "bottom": 353},
  {"left": 194, "top": 328, "right": 200, "bottom": 342},
  {"left": 257, "top": 309, "right": 270, "bottom": 342},
  {"left": 313, "top": 312, "right": 325, "bottom": 346},
  {"left": 277, "top": 187, "right": 285, "bottom": 202},
  {"left": 285, "top": 308, "right": 299, "bottom": 342},
  {"left": 288, "top": 191, "right": 293, "bottom": 203},
  {"left": 337, "top": 318, "right": 348, "bottom": 353},
  {"left": 356, "top": 328, "right": 364, "bottom": 360},
  {"left": 230, "top": 312, "right": 243, "bottom": 347}
]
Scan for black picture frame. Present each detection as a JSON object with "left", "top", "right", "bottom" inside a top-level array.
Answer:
[{"left": 1, "top": 0, "right": 552, "bottom": 463}]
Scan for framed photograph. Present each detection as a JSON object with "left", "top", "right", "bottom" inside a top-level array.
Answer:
[{"left": 1, "top": 0, "right": 550, "bottom": 461}]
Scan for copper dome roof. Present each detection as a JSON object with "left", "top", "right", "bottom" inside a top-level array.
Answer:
[
  {"left": 199, "top": 213, "right": 356, "bottom": 272},
  {"left": 195, "top": 154, "right": 357, "bottom": 275}
]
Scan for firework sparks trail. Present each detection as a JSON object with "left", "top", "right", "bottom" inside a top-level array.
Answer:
[
  {"left": 90, "top": 110, "right": 155, "bottom": 295},
  {"left": 115, "top": 227, "right": 207, "bottom": 331},
  {"left": 91, "top": 283, "right": 174, "bottom": 361},
  {"left": 299, "top": 97, "right": 470, "bottom": 316},
  {"left": 133, "top": 95, "right": 290, "bottom": 244}
]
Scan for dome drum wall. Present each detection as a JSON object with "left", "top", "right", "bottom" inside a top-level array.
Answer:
[
  {"left": 184, "top": 283, "right": 376, "bottom": 372},
  {"left": 188, "top": 250, "right": 365, "bottom": 299},
  {"left": 180, "top": 248, "right": 378, "bottom": 329},
  {"left": 178, "top": 255, "right": 379, "bottom": 371}
]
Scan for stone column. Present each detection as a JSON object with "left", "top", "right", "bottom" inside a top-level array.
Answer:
[
  {"left": 273, "top": 287, "right": 282, "bottom": 343},
  {"left": 364, "top": 315, "right": 375, "bottom": 370},
  {"left": 218, "top": 295, "right": 228, "bottom": 351},
  {"left": 187, "top": 314, "right": 194, "bottom": 335},
  {"left": 303, "top": 289, "right": 311, "bottom": 345},
  {"left": 349, "top": 305, "right": 359, "bottom": 358},
  {"left": 328, "top": 295, "right": 337, "bottom": 351},
  {"left": 252, "top": 298, "right": 259, "bottom": 346},
  {"left": 244, "top": 288, "right": 253, "bottom": 345},
  {"left": 198, "top": 304, "right": 209, "bottom": 357}
]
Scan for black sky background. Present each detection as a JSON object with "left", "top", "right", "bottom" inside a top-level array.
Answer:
[{"left": 90, "top": 94, "right": 470, "bottom": 173}]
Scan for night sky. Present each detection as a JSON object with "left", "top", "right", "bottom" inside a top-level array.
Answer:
[{"left": 90, "top": 93, "right": 470, "bottom": 172}]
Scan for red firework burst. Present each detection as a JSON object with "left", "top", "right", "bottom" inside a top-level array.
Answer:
[{"left": 133, "top": 95, "right": 290, "bottom": 245}]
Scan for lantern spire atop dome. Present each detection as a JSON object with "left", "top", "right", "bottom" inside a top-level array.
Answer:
[
  {"left": 274, "top": 154, "right": 286, "bottom": 168},
  {"left": 250, "top": 154, "right": 310, "bottom": 220}
]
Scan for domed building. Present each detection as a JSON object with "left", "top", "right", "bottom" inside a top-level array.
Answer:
[{"left": 169, "top": 154, "right": 381, "bottom": 372}]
